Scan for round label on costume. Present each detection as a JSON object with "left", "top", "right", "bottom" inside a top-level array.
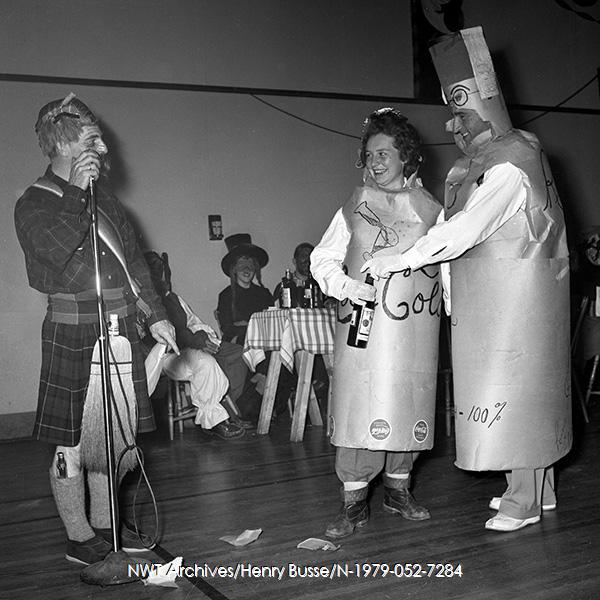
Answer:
[
  {"left": 328, "top": 415, "right": 335, "bottom": 438},
  {"left": 413, "top": 420, "right": 429, "bottom": 443},
  {"left": 369, "top": 419, "right": 391, "bottom": 441}
]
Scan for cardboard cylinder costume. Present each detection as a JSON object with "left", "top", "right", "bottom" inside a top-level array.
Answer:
[
  {"left": 330, "top": 180, "right": 442, "bottom": 451},
  {"left": 430, "top": 27, "right": 572, "bottom": 471}
]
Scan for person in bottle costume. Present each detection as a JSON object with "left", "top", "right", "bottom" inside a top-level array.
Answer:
[
  {"left": 363, "top": 27, "right": 572, "bottom": 532},
  {"left": 311, "top": 109, "right": 442, "bottom": 539}
]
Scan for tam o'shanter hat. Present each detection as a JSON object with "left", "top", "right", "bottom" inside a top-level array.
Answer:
[
  {"left": 221, "top": 234, "right": 269, "bottom": 276},
  {"left": 429, "top": 26, "right": 512, "bottom": 136}
]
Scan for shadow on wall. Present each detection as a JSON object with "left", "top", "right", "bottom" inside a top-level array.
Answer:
[
  {"left": 93, "top": 119, "right": 153, "bottom": 247},
  {"left": 97, "top": 120, "right": 130, "bottom": 197}
]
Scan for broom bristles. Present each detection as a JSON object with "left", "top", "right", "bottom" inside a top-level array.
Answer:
[{"left": 80, "top": 336, "right": 138, "bottom": 475}]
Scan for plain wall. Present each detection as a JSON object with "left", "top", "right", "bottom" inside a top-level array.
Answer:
[{"left": 0, "top": 0, "right": 598, "bottom": 435}]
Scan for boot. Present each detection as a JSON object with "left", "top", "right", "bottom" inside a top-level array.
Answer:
[
  {"left": 383, "top": 476, "right": 430, "bottom": 521},
  {"left": 325, "top": 487, "right": 369, "bottom": 539}
]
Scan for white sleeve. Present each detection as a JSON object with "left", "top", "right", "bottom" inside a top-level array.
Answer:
[
  {"left": 402, "top": 163, "right": 529, "bottom": 271},
  {"left": 178, "top": 295, "right": 217, "bottom": 337},
  {"left": 310, "top": 208, "right": 354, "bottom": 300}
]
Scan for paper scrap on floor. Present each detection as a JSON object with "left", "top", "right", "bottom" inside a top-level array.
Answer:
[
  {"left": 220, "top": 528, "right": 262, "bottom": 546},
  {"left": 297, "top": 537, "right": 339, "bottom": 551}
]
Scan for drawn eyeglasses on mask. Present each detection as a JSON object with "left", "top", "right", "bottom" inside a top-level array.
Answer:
[{"left": 448, "top": 85, "right": 477, "bottom": 107}]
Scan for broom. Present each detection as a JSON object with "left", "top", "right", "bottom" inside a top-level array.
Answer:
[{"left": 80, "top": 323, "right": 138, "bottom": 476}]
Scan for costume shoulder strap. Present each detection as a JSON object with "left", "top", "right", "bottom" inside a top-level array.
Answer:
[
  {"left": 31, "top": 176, "right": 64, "bottom": 198},
  {"left": 30, "top": 175, "right": 150, "bottom": 310}
]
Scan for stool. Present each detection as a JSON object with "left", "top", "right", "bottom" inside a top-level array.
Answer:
[{"left": 166, "top": 379, "right": 197, "bottom": 440}]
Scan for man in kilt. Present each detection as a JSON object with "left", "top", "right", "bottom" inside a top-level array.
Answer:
[{"left": 14, "top": 94, "right": 178, "bottom": 565}]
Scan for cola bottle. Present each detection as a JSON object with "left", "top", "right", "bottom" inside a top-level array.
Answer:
[{"left": 347, "top": 274, "right": 375, "bottom": 348}]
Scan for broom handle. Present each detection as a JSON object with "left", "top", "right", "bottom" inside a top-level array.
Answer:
[{"left": 89, "top": 177, "right": 121, "bottom": 553}]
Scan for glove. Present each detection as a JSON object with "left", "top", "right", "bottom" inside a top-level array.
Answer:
[
  {"left": 342, "top": 278, "right": 376, "bottom": 305},
  {"left": 361, "top": 254, "right": 409, "bottom": 279}
]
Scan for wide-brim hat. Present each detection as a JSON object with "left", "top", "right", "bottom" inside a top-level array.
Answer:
[{"left": 221, "top": 233, "right": 269, "bottom": 276}]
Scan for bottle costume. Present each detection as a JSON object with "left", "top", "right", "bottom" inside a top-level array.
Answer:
[
  {"left": 324, "top": 178, "right": 442, "bottom": 452},
  {"left": 365, "top": 28, "right": 572, "bottom": 529}
]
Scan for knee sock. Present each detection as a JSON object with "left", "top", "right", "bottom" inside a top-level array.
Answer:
[
  {"left": 87, "top": 471, "right": 112, "bottom": 530},
  {"left": 49, "top": 470, "right": 94, "bottom": 542}
]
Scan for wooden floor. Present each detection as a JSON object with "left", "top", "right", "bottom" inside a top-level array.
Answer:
[{"left": 1, "top": 394, "right": 599, "bottom": 600}]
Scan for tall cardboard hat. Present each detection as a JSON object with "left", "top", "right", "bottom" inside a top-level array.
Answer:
[
  {"left": 221, "top": 233, "right": 269, "bottom": 276},
  {"left": 429, "top": 26, "right": 512, "bottom": 136}
]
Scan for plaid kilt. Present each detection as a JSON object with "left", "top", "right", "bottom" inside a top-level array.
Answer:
[{"left": 33, "top": 313, "right": 155, "bottom": 446}]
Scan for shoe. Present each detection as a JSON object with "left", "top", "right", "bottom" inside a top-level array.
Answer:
[
  {"left": 383, "top": 487, "right": 431, "bottom": 521},
  {"left": 488, "top": 497, "right": 556, "bottom": 512},
  {"left": 325, "top": 501, "right": 369, "bottom": 539},
  {"left": 206, "top": 420, "right": 245, "bottom": 440},
  {"left": 94, "top": 523, "right": 156, "bottom": 552},
  {"left": 485, "top": 513, "right": 540, "bottom": 532},
  {"left": 65, "top": 534, "right": 112, "bottom": 565},
  {"left": 230, "top": 414, "right": 255, "bottom": 429}
]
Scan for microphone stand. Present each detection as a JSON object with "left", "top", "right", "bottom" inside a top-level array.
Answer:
[
  {"left": 80, "top": 177, "right": 149, "bottom": 586},
  {"left": 89, "top": 176, "right": 120, "bottom": 549}
]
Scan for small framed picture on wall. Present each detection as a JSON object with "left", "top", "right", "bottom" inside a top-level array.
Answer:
[{"left": 208, "top": 214, "right": 223, "bottom": 240}]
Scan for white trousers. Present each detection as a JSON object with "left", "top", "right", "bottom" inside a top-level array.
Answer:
[{"left": 162, "top": 348, "right": 229, "bottom": 429}]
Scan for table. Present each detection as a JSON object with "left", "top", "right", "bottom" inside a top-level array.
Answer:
[{"left": 243, "top": 307, "right": 336, "bottom": 441}]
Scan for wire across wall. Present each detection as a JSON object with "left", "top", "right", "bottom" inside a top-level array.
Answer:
[{"left": 1, "top": 71, "right": 598, "bottom": 148}]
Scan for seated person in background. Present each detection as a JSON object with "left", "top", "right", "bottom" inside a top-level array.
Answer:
[
  {"left": 145, "top": 251, "right": 248, "bottom": 439},
  {"left": 273, "top": 242, "right": 330, "bottom": 399},
  {"left": 273, "top": 242, "right": 316, "bottom": 307},
  {"left": 273, "top": 242, "right": 334, "bottom": 308},
  {"left": 217, "top": 234, "right": 274, "bottom": 344},
  {"left": 217, "top": 234, "right": 295, "bottom": 417},
  {"left": 571, "top": 231, "right": 600, "bottom": 366},
  {"left": 573, "top": 230, "right": 600, "bottom": 301}
]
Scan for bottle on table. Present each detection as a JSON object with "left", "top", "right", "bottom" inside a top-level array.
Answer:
[
  {"left": 303, "top": 273, "right": 322, "bottom": 308},
  {"left": 280, "top": 269, "right": 294, "bottom": 308},
  {"left": 311, "top": 275, "right": 324, "bottom": 308},
  {"left": 347, "top": 274, "right": 375, "bottom": 348},
  {"left": 302, "top": 275, "right": 314, "bottom": 308}
]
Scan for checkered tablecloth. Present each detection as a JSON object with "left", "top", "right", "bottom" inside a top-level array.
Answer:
[{"left": 243, "top": 307, "right": 336, "bottom": 371}]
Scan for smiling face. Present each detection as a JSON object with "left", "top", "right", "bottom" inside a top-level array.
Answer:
[
  {"left": 443, "top": 77, "right": 512, "bottom": 155},
  {"left": 446, "top": 107, "right": 491, "bottom": 155},
  {"left": 364, "top": 133, "right": 405, "bottom": 192},
  {"left": 233, "top": 256, "right": 257, "bottom": 288}
]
